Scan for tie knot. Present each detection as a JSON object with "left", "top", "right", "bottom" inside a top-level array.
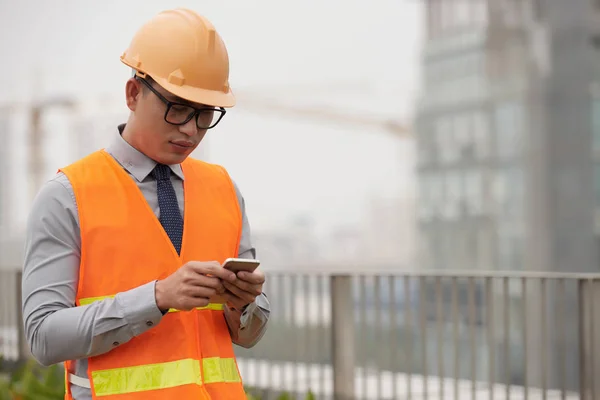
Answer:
[{"left": 151, "top": 164, "right": 172, "bottom": 181}]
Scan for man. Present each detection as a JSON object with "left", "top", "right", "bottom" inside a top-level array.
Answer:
[{"left": 21, "top": 8, "right": 269, "bottom": 400}]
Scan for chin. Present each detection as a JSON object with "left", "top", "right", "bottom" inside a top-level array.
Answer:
[
  {"left": 165, "top": 153, "right": 190, "bottom": 165},
  {"left": 150, "top": 152, "right": 185, "bottom": 165},
  {"left": 156, "top": 144, "right": 196, "bottom": 164}
]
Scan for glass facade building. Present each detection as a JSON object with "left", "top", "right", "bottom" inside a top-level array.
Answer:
[
  {"left": 414, "top": 0, "right": 600, "bottom": 390},
  {"left": 416, "top": 0, "right": 598, "bottom": 274}
]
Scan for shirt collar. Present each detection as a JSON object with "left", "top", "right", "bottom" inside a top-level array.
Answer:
[{"left": 105, "top": 124, "right": 185, "bottom": 182}]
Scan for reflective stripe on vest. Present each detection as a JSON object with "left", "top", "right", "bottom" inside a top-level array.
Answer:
[
  {"left": 92, "top": 357, "right": 240, "bottom": 397},
  {"left": 79, "top": 295, "right": 224, "bottom": 312}
]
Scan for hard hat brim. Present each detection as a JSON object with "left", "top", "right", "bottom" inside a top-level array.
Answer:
[{"left": 152, "top": 75, "right": 236, "bottom": 108}]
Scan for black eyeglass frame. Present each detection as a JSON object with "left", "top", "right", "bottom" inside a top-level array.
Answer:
[{"left": 136, "top": 77, "right": 226, "bottom": 130}]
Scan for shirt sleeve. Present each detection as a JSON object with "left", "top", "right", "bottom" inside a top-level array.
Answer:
[
  {"left": 228, "top": 180, "right": 271, "bottom": 348},
  {"left": 21, "top": 174, "right": 164, "bottom": 367}
]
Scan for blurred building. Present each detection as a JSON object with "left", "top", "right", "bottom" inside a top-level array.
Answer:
[
  {"left": 415, "top": 0, "right": 598, "bottom": 274},
  {"left": 254, "top": 192, "right": 417, "bottom": 270},
  {"left": 252, "top": 215, "right": 323, "bottom": 269},
  {"left": 414, "top": 0, "right": 600, "bottom": 391},
  {"left": 358, "top": 194, "right": 416, "bottom": 267}
]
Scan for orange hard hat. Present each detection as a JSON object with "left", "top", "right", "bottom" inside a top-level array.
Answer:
[{"left": 120, "top": 8, "right": 235, "bottom": 108}]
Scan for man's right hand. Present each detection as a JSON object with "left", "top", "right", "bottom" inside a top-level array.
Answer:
[{"left": 154, "top": 261, "right": 237, "bottom": 312}]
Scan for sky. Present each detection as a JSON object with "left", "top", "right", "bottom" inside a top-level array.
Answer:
[{"left": 0, "top": 0, "right": 424, "bottom": 234}]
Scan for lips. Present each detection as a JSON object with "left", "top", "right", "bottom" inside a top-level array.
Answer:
[{"left": 170, "top": 140, "right": 194, "bottom": 148}]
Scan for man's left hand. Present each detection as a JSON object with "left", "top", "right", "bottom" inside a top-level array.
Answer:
[{"left": 222, "top": 269, "right": 265, "bottom": 310}]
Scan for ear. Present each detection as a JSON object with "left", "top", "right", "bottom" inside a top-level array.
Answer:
[{"left": 125, "top": 78, "right": 143, "bottom": 111}]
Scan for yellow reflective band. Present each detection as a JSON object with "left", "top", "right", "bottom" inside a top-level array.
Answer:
[
  {"left": 92, "top": 358, "right": 201, "bottom": 397},
  {"left": 79, "top": 295, "right": 223, "bottom": 312},
  {"left": 202, "top": 357, "right": 241, "bottom": 384},
  {"left": 90, "top": 358, "right": 240, "bottom": 396},
  {"left": 79, "top": 295, "right": 115, "bottom": 306},
  {"left": 167, "top": 303, "right": 224, "bottom": 313}
]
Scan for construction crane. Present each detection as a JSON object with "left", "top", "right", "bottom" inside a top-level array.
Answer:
[{"left": 234, "top": 88, "right": 412, "bottom": 139}]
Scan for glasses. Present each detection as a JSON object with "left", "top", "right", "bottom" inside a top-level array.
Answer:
[{"left": 137, "top": 77, "right": 226, "bottom": 129}]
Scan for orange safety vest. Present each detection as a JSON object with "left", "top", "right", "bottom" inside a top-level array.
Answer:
[{"left": 60, "top": 150, "right": 247, "bottom": 399}]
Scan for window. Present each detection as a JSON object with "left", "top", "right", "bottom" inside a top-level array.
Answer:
[
  {"left": 492, "top": 168, "right": 524, "bottom": 218},
  {"left": 418, "top": 174, "right": 432, "bottom": 220},
  {"left": 430, "top": 173, "right": 443, "bottom": 218},
  {"left": 508, "top": 168, "right": 524, "bottom": 218},
  {"left": 454, "top": 113, "right": 473, "bottom": 159},
  {"left": 435, "top": 118, "right": 448, "bottom": 162},
  {"left": 464, "top": 171, "right": 483, "bottom": 215},
  {"left": 453, "top": 225, "right": 470, "bottom": 269},
  {"left": 497, "top": 223, "right": 525, "bottom": 271},
  {"left": 472, "top": 112, "right": 491, "bottom": 159},
  {"left": 417, "top": 125, "right": 432, "bottom": 166},
  {"left": 476, "top": 226, "right": 494, "bottom": 270},
  {"left": 441, "top": 229, "right": 457, "bottom": 269},
  {"left": 419, "top": 173, "right": 444, "bottom": 220},
  {"left": 495, "top": 100, "right": 524, "bottom": 158},
  {"left": 436, "top": 117, "right": 460, "bottom": 164},
  {"left": 443, "top": 171, "right": 462, "bottom": 219},
  {"left": 498, "top": 228, "right": 515, "bottom": 270},
  {"left": 418, "top": 228, "right": 434, "bottom": 269},
  {"left": 492, "top": 171, "right": 509, "bottom": 216}
]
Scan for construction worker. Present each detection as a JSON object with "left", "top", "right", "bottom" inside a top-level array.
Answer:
[{"left": 21, "top": 8, "right": 269, "bottom": 400}]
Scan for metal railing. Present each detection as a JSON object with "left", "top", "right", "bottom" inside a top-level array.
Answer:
[
  {"left": 3, "top": 268, "right": 600, "bottom": 399},
  {"left": 238, "top": 270, "right": 600, "bottom": 400},
  {"left": 0, "top": 270, "right": 25, "bottom": 366}
]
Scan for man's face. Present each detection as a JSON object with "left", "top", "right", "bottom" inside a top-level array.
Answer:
[{"left": 124, "top": 77, "right": 212, "bottom": 165}]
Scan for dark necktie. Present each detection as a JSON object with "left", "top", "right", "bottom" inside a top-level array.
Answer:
[{"left": 151, "top": 164, "right": 183, "bottom": 254}]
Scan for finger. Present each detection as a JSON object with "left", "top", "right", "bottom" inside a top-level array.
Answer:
[
  {"left": 185, "top": 285, "right": 217, "bottom": 299},
  {"left": 195, "top": 275, "right": 225, "bottom": 292},
  {"left": 223, "top": 292, "right": 248, "bottom": 310},
  {"left": 188, "top": 262, "right": 236, "bottom": 282},
  {"left": 223, "top": 281, "right": 255, "bottom": 304},
  {"left": 236, "top": 270, "right": 265, "bottom": 285},
  {"left": 184, "top": 297, "right": 211, "bottom": 310},
  {"left": 227, "top": 277, "right": 263, "bottom": 296},
  {"left": 184, "top": 273, "right": 223, "bottom": 291}
]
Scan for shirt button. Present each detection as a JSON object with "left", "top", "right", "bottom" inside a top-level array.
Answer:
[
  {"left": 113, "top": 342, "right": 119, "bottom": 346},
  {"left": 146, "top": 321, "right": 154, "bottom": 327}
]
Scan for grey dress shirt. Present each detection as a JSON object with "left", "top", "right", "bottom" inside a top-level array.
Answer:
[{"left": 21, "top": 126, "right": 270, "bottom": 400}]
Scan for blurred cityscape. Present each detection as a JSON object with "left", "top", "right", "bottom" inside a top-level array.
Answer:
[{"left": 2, "top": 0, "right": 600, "bottom": 399}]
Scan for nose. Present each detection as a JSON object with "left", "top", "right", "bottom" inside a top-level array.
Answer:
[{"left": 178, "top": 116, "right": 199, "bottom": 137}]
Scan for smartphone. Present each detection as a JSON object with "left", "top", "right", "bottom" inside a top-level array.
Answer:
[
  {"left": 209, "top": 258, "right": 261, "bottom": 304},
  {"left": 222, "top": 258, "right": 260, "bottom": 273}
]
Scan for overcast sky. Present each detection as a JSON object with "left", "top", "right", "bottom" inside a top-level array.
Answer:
[{"left": 0, "top": 0, "right": 424, "bottom": 233}]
